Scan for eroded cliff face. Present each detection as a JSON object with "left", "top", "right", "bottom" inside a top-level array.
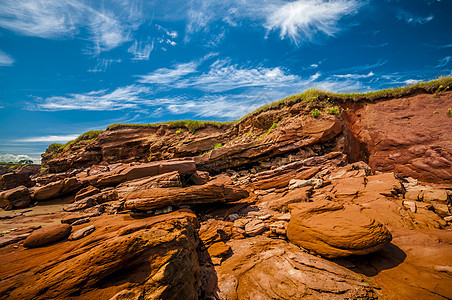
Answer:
[
  {"left": 342, "top": 91, "right": 452, "bottom": 184},
  {"left": 43, "top": 91, "right": 452, "bottom": 184},
  {"left": 1, "top": 89, "right": 452, "bottom": 299}
]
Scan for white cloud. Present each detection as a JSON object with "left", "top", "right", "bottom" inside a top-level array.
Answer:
[
  {"left": 137, "top": 62, "right": 199, "bottom": 84},
  {"left": 15, "top": 134, "right": 80, "bottom": 143},
  {"left": 179, "top": 59, "right": 303, "bottom": 92},
  {"left": 0, "top": 50, "right": 14, "bottom": 66},
  {"left": 88, "top": 58, "right": 121, "bottom": 72},
  {"left": 397, "top": 11, "right": 434, "bottom": 25},
  {"left": 333, "top": 71, "right": 374, "bottom": 79},
  {"left": 31, "top": 85, "right": 152, "bottom": 111},
  {"left": 266, "top": 0, "right": 362, "bottom": 45},
  {"left": 184, "top": 0, "right": 363, "bottom": 45},
  {"left": 404, "top": 79, "right": 421, "bottom": 85},
  {"left": 128, "top": 40, "right": 153, "bottom": 60},
  {"left": 436, "top": 56, "right": 451, "bottom": 68},
  {"left": 0, "top": 0, "right": 144, "bottom": 53},
  {"left": 0, "top": 153, "right": 35, "bottom": 163}
]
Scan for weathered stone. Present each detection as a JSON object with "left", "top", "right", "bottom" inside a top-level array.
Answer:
[
  {"left": 68, "top": 225, "right": 95, "bottom": 240},
  {"left": 116, "top": 171, "right": 182, "bottom": 199},
  {"left": 0, "top": 211, "right": 207, "bottom": 299},
  {"left": 267, "top": 187, "right": 311, "bottom": 212},
  {"left": 0, "top": 186, "right": 31, "bottom": 209},
  {"left": 403, "top": 201, "right": 417, "bottom": 213},
  {"left": 23, "top": 224, "right": 72, "bottom": 248},
  {"left": 216, "top": 237, "right": 377, "bottom": 299},
  {"left": 33, "top": 177, "right": 81, "bottom": 201},
  {"left": 61, "top": 213, "right": 99, "bottom": 224},
  {"left": 0, "top": 173, "right": 32, "bottom": 190},
  {"left": 269, "top": 221, "right": 287, "bottom": 235},
  {"left": 125, "top": 183, "right": 248, "bottom": 211},
  {"left": 190, "top": 170, "right": 210, "bottom": 185},
  {"left": 287, "top": 200, "right": 392, "bottom": 258},
  {"left": 289, "top": 178, "right": 323, "bottom": 189},
  {"left": 245, "top": 219, "right": 269, "bottom": 236},
  {"left": 207, "top": 241, "right": 232, "bottom": 258},
  {"left": 0, "top": 233, "right": 30, "bottom": 248},
  {"left": 71, "top": 217, "right": 90, "bottom": 226},
  {"left": 74, "top": 185, "right": 100, "bottom": 201},
  {"left": 64, "top": 189, "right": 118, "bottom": 212},
  {"left": 86, "top": 160, "right": 196, "bottom": 186}
]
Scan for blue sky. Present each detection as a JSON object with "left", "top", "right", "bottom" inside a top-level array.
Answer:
[{"left": 0, "top": 0, "right": 451, "bottom": 163}]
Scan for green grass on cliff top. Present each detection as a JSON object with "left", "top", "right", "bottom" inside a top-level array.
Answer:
[{"left": 52, "top": 76, "right": 452, "bottom": 154}]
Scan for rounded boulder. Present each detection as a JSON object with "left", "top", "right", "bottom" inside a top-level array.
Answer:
[
  {"left": 23, "top": 224, "right": 72, "bottom": 248},
  {"left": 287, "top": 200, "right": 392, "bottom": 258}
]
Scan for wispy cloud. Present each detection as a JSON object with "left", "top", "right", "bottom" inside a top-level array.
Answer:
[
  {"left": 0, "top": 0, "right": 144, "bottom": 53},
  {"left": 128, "top": 40, "right": 153, "bottom": 60},
  {"left": 137, "top": 62, "right": 199, "bottom": 84},
  {"left": 30, "top": 85, "right": 152, "bottom": 111},
  {"left": 15, "top": 134, "right": 80, "bottom": 143},
  {"left": 178, "top": 59, "right": 306, "bottom": 92},
  {"left": 397, "top": 11, "right": 434, "bottom": 25},
  {"left": 88, "top": 58, "right": 121, "bottom": 72},
  {"left": 333, "top": 71, "right": 374, "bottom": 79},
  {"left": 436, "top": 56, "right": 451, "bottom": 68},
  {"left": 266, "top": 0, "right": 362, "bottom": 45},
  {"left": 0, "top": 50, "right": 14, "bottom": 66},
  {"left": 184, "top": 0, "right": 364, "bottom": 45}
]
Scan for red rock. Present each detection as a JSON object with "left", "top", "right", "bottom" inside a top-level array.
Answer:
[
  {"left": 267, "top": 186, "right": 311, "bottom": 212},
  {"left": 85, "top": 159, "right": 196, "bottom": 186},
  {"left": 287, "top": 200, "right": 392, "bottom": 258},
  {"left": 74, "top": 185, "right": 100, "bottom": 201},
  {"left": 344, "top": 92, "right": 452, "bottom": 183},
  {"left": 0, "top": 185, "right": 31, "bottom": 209},
  {"left": 207, "top": 242, "right": 232, "bottom": 258},
  {"left": 124, "top": 183, "right": 248, "bottom": 211},
  {"left": 23, "top": 224, "right": 72, "bottom": 248},
  {"left": 0, "top": 173, "right": 32, "bottom": 190},
  {"left": 0, "top": 211, "right": 206, "bottom": 299},
  {"left": 116, "top": 171, "right": 181, "bottom": 198},
  {"left": 190, "top": 170, "right": 210, "bottom": 185},
  {"left": 33, "top": 177, "right": 81, "bottom": 201},
  {"left": 216, "top": 237, "right": 377, "bottom": 299}
]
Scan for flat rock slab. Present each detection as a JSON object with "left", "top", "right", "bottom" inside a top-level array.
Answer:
[
  {"left": 125, "top": 183, "right": 248, "bottom": 211},
  {"left": 216, "top": 236, "right": 377, "bottom": 299},
  {"left": 287, "top": 200, "right": 392, "bottom": 258},
  {"left": 23, "top": 224, "right": 72, "bottom": 248},
  {"left": 85, "top": 160, "right": 196, "bottom": 186},
  {"left": 33, "top": 177, "right": 80, "bottom": 201}
]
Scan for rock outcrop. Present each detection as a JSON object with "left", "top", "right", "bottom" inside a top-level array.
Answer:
[
  {"left": 2, "top": 88, "right": 452, "bottom": 299},
  {"left": 0, "top": 211, "right": 210, "bottom": 299},
  {"left": 0, "top": 186, "right": 31, "bottom": 209},
  {"left": 287, "top": 200, "right": 392, "bottom": 258},
  {"left": 125, "top": 182, "right": 248, "bottom": 211},
  {"left": 33, "top": 177, "right": 81, "bottom": 201},
  {"left": 0, "top": 173, "right": 32, "bottom": 190},
  {"left": 343, "top": 92, "right": 452, "bottom": 183}
]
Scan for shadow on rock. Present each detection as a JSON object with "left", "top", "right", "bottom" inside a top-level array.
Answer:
[{"left": 335, "top": 243, "right": 407, "bottom": 277}]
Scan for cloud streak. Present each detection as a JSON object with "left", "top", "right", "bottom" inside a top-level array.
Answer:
[
  {"left": 0, "top": 50, "right": 14, "bottom": 66},
  {"left": 397, "top": 11, "right": 434, "bottom": 25},
  {"left": 0, "top": 0, "right": 144, "bottom": 53},
  {"left": 15, "top": 134, "right": 80, "bottom": 143},
  {"left": 436, "top": 56, "right": 451, "bottom": 68},
  {"left": 266, "top": 0, "right": 362, "bottom": 45},
  {"left": 31, "top": 85, "right": 152, "bottom": 111}
]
